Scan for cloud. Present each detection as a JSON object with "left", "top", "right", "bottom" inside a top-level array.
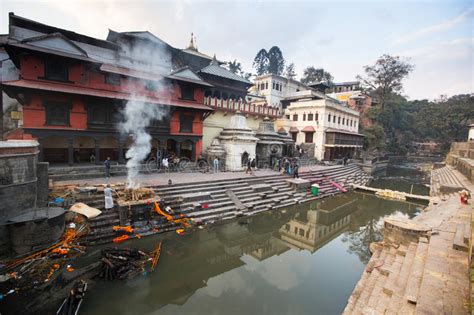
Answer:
[{"left": 393, "top": 7, "right": 474, "bottom": 45}]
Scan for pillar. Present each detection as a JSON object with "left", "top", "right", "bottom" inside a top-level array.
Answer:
[
  {"left": 94, "top": 138, "right": 100, "bottom": 165},
  {"left": 176, "top": 141, "right": 181, "bottom": 157},
  {"left": 191, "top": 141, "right": 196, "bottom": 161},
  {"left": 118, "top": 136, "right": 125, "bottom": 164},
  {"left": 68, "top": 138, "right": 74, "bottom": 166}
]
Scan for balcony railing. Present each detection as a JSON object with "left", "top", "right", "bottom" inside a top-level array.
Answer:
[{"left": 204, "top": 96, "right": 280, "bottom": 117}]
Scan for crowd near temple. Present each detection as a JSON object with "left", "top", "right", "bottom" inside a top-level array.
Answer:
[{"left": 0, "top": 13, "right": 366, "bottom": 168}]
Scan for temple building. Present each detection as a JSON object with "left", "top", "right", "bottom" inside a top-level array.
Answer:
[
  {"left": 0, "top": 13, "right": 217, "bottom": 165},
  {"left": 277, "top": 89, "right": 364, "bottom": 160}
]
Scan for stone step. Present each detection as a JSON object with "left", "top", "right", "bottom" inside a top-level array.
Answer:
[
  {"left": 385, "top": 242, "right": 418, "bottom": 314},
  {"left": 404, "top": 239, "right": 429, "bottom": 304}
]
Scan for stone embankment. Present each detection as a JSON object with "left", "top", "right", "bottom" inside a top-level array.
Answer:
[
  {"left": 343, "top": 165, "right": 472, "bottom": 314},
  {"left": 72, "top": 164, "right": 370, "bottom": 245}
]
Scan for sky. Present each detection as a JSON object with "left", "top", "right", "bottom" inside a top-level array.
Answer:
[{"left": 0, "top": 0, "right": 473, "bottom": 100}]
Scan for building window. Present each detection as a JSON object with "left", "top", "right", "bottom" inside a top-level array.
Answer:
[
  {"left": 44, "top": 100, "right": 71, "bottom": 126},
  {"left": 333, "top": 115, "right": 336, "bottom": 123},
  {"left": 303, "top": 114, "right": 306, "bottom": 121},
  {"left": 299, "top": 228, "right": 305, "bottom": 237},
  {"left": 180, "top": 114, "right": 194, "bottom": 132},
  {"left": 342, "top": 118, "right": 345, "bottom": 125},
  {"left": 265, "top": 82, "right": 268, "bottom": 89},
  {"left": 328, "top": 114, "right": 331, "bottom": 122},
  {"left": 279, "top": 84, "right": 282, "bottom": 91},
  {"left": 105, "top": 74, "right": 121, "bottom": 86},
  {"left": 315, "top": 113, "right": 319, "bottom": 121},
  {"left": 338, "top": 116, "right": 341, "bottom": 124},
  {"left": 293, "top": 114, "right": 298, "bottom": 121},
  {"left": 308, "top": 113, "right": 313, "bottom": 121},
  {"left": 179, "top": 83, "right": 195, "bottom": 101},
  {"left": 286, "top": 115, "right": 290, "bottom": 120},
  {"left": 44, "top": 59, "right": 69, "bottom": 82},
  {"left": 273, "top": 82, "right": 276, "bottom": 90},
  {"left": 305, "top": 132, "right": 314, "bottom": 143}
]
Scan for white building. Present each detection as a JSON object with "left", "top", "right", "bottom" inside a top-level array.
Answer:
[
  {"left": 276, "top": 90, "right": 364, "bottom": 161},
  {"left": 249, "top": 74, "right": 309, "bottom": 109}
]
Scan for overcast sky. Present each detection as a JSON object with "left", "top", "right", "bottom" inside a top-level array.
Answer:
[{"left": 1, "top": 0, "right": 473, "bottom": 100}]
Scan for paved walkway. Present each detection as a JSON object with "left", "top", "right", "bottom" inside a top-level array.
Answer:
[{"left": 53, "top": 164, "right": 336, "bottom": 187}]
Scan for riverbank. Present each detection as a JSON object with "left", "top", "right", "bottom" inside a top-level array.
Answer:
[{"left": 343, "top": 165, "right": 472, "bottom": 314}]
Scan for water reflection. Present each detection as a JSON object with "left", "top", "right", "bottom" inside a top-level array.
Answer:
[{"left": 77, "top": 192, "right": 423, "bottom": 315}]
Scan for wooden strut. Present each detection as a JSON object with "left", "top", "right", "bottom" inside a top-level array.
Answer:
[{"left": 150, "top": 242, "right": 162, "bottom": 272}]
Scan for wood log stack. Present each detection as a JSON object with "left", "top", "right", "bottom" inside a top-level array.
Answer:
[
  {"left": 118, "top": 187, "right": 155, "bottom": 202},
  {"left": 97, "top": 248, "right": 149, "bottom": 281}
]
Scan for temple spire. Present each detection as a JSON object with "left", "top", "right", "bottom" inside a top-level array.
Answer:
[
  {"left": 187, "top": 32, "right": 198, "bottom": 51},
  {"left": 210, "top": 54, "right": 218, "bottom": 65}
]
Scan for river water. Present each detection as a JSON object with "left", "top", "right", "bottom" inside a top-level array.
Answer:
[{"left": 3, "top": 165, "right": 430, "bottom": 315}]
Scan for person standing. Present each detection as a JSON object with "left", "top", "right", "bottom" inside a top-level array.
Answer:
[
  {"left": 104, "top": 157, "right": 111, "bottom": 179},
  {"left": 104, "top": 184, "right": 114, "bottom": 211},
  {"left": 293, "top": 162, "right": 299, "bottom": 179},
  {"left": 246, "top": 158, "right": 252, "bottom": 175},
  {"left": 251, "top": 158, "right": 256, "bottom": 173},
  {"left": 213, "top": 157, "right": 219, "bottom": 173},
  {"left": 162, "top": 156, "right": 169, "bottom": 173}
]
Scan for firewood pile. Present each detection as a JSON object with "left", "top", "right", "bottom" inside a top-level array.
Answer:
[
  {"left": 117, "top": 187, "right": 155, "bottom": 202},
  {"left": 97, "top": 248, "right": 149, "bottom": 280}
]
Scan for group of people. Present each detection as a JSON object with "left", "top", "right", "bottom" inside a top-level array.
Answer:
[{"left": 275, "top": 157, "right": 300, "bottom": 178}]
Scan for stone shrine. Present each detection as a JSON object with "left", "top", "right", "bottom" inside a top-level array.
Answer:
[
  {"left": 255, "top": 117, "right": 284, "bottom": 168},
  {"left": 218, "top": 111, "right": 259, "bottom": 171}
]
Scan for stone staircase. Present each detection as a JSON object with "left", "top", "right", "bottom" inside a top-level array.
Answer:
[
  {"left": 343, "top": 196, "right": 471, "bottom": 315},
  {"left": 430, "top": 165, "right": 466, "bottom": 197},
  {"left": 76, "top": 164, "right": 370, "bottom": 245}
]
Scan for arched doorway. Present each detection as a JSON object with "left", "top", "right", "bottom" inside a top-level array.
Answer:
[
  {"left": 167, "top": 139, "right": 177, "bottom": 156},
  {"left": 100, "top": 136, "right": 119, "bottom": 162},
  {"left": 241, "top": 151, "right": 249, "bottom": 167},
  {"left": 74, "top": 136, "right": 94, "bottom": 163},
  {"left": 180, "top": 140, "right": 193, "bottom": 160},
  {"left": 41, "top": 136, "right": 68, "bottom": 164}
]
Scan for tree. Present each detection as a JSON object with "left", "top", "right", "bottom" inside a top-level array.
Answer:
[
  {"left": 267, "top": 46, "right": 285, "bottom": 75},
  {"left": 300, "top": 66, "right": 333, "bottom": 85},
  {"left": 357, "top": 54, "right": 414, "bottom": 109},
  {"left": 253, "top": 49, "right": 269, "bottom": 76},
  {"left": 285, "top": 63, "right": 296, "bottom": 80},
  {"left": 225, "top": 59, "right": 242, "bottom": 74}
]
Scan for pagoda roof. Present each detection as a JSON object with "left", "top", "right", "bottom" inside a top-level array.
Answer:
[{"left": 200, "top": 63, "right": 252, "bottom": 85}]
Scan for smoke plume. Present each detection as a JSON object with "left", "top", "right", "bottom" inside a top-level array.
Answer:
[
  {"left": 121, "top": 100, "right": 167, "bottom": 189},
  {"left": 117, "top": 35, "right": 171, "bottom": 189}
]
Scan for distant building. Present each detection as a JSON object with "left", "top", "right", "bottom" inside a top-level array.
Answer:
[
  {"left": 310, "top": 81, "right": 375, "bottom": 127},
  {"left": 250, "top": 74, "right": 309, "bottom": 109},
  {"left": 276, "top": 90, "right": 363, "bottom": 160}
]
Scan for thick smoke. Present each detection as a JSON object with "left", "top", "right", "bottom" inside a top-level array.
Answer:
[
  {"left": 118, "top": 37, "right": 171, "bottom": 189},
  {"left": 121, "top": 100, "right": 166, "bottom": 189}
]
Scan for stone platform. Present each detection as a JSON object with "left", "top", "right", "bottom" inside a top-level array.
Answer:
[{"left": 343, "top": 167, "right": 472, "bottom": 314}]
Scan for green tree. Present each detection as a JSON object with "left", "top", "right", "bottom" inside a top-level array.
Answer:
[
  {"left": 300, "top": 66, "right": 333, "bottom": 85},
  {"left": 225, "top": 59, "right": 242, "bottom": 74},
  {"left": 267, "top": 46, "right": 285, "bottom": 75},
  {"left": 285, "top": 63, "right": 297, "bottom": 80},
  {"left": 357, "top": 54, "right": 414, "bottom": 110},
  {"left": 253, "top": 49, "right": 269, "bottom": 76}
]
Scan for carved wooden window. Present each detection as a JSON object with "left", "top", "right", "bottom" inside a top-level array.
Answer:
[
  {"left": 179, "top": 83, "right": 195, "bottom": 101},
  {"left": 44, "top": 100, "right": 71, "bottom": 126},
  {"left": 180, "top": 114, "right": 193, "bottom": 133},
  {"left": 105, "top": 74, "right": 121, "bottom": 86},
  {"left": 44, "top": 59, "right": 69, "bottom": 81}
]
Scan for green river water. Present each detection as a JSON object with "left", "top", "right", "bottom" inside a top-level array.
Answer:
[{"left": 2, "top": 165, "right": 430, "bottom": 315}]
